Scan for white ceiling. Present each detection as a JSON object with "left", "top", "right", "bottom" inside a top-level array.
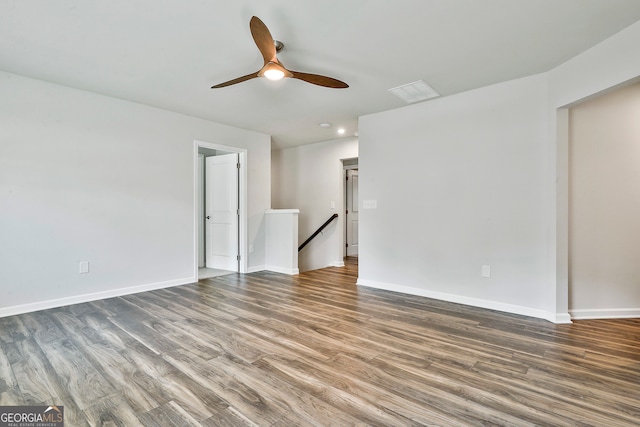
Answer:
[{"left": 2, "top": 0, "right": 640, "bottom": 149}]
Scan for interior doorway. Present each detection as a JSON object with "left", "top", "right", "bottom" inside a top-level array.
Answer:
[
  {"left": 566, "top": 81, "right": 640, "bottom": 319},
  {"left": 343, "top": 158, "right": 359, "bottom": 258},
  {"left": 194, "top": 141, "right": 248, "bottom": 279}
]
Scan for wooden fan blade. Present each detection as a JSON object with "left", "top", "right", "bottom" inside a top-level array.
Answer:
[
  {"left": 211, "top": 72, "right": 259, "bottom": 88},
  {"left": 250, "top": 16, "right": 277, "bottom": 64},
  {"left": 289, "top": 71, "right": 349, "bottom": 88}
]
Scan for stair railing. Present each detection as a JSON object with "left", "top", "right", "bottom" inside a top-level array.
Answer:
[{"left": 298, "top": 214, "right": 339, "bottom": 252}]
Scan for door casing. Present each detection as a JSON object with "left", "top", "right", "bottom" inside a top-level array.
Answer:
[
  {"left": 346, "top": 168, "right": 359, "bottom": 256},
  {"left": 194, "top": 140, "right": 248, "bottom": 276}
]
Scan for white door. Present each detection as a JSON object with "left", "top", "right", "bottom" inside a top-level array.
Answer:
[
  {"left": 205, "top": 153, "right": 239, "bottom": 271},
  {"left": 346, "top": 169, "right": 359, "bottom": 256},
  {"left": 197, "top": 154, "right": 206, "bottom": 267}
]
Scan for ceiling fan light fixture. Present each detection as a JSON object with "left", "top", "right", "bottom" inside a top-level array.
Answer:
[
  {"left": 259, "top": 61, "right": 289, "bottom": 81},
  {"left": 211, "top": 16, "right": 348, "bottom": 89},
  {"left": 264, "top": 68, "right": 285, "bottom": 81}
]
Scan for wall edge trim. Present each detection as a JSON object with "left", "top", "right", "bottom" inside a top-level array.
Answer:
[
  {"left": 265, "top": 266, "right": 299, "bottom": 275},
  {"left": 570, "top": 308, "right": 640, "bottom": 320},
  {"left": 0, "top": 277, "right": 196, "bottom": 318},
  {"left": 357, "top": 278, "right": 565, "bottom": 324}
]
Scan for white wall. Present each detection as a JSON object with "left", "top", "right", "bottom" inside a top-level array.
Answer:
[
  {"left": 358, "top": 19, "right": 640, "bottom": 322},
  {"left": 568, "top": 82, "right": 640, "bottom": 318},
  {"left": 358, "top": 74, "right": 553, "bottom": 320},
  {"left": 548, "top": 20, "right": 640, "bottom": 110},
  {"left": 548, "top": 19, "right": 640, "bottom": 320},
  {"left": 272, "top": 137, "right": 358, "bottom": 272},
  {"left": 0, "top": 71, "right": 271, "bottom": 316}
]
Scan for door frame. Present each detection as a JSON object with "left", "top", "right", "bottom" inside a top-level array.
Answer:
[
  {"left": 342, "top": 159, "right": 359, "bottom": 258},
  {"left": 193, "top": 140, "right": 248, "bottom": 276},
  {"left": 345, "top": 166, "right": 359, "bottom": 257}
]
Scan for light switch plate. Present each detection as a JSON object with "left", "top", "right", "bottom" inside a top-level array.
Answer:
[{"left": 363, "top": 199, "right": 377, "bottom": 209}]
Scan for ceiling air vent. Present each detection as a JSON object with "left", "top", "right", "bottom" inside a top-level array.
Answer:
[{"left": 388, "top": 80, "right": 439, "bottom": 104}]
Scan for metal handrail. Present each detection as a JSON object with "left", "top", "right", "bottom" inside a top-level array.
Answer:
[{"left": 298, "top": 214, "right": 339, "bottom": 252}]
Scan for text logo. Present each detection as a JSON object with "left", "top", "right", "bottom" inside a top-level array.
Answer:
[{"left": 0, "top": 406, "right": 64, "bottom": 427}]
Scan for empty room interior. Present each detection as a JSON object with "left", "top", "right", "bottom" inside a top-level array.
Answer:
[{"left": 1, "top": 1, "right": 640, "bottom": 425}]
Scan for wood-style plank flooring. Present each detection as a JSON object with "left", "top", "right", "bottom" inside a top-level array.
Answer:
[{"left": 1, "top": 257, "right": 639, "bottom": 426}]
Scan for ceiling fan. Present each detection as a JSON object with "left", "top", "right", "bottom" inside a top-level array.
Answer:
[{"left": 211, "top": 16, "right": 348, "bottom": 89}]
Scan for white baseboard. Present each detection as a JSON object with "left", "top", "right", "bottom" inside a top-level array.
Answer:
[
  {"left": 246, "top": 265, "right": 265, "bottom": 273},
  {"left": 265, "top": 265, "right": 299, "bottom": 275},
  {"left": 552, "top": 313, "right": 573, "bottom": 324},
  {"left": 331, "top": 261, "right": 345, "bottom": 267},
  {"left": 357, "top": 278, "right": 567, "bottom": 324},
  {"left": 570, "top": 308, "right": 640, "bottom": 320},
  {"left": 0, "top": 277, "right": 196, "bottom": 318}
]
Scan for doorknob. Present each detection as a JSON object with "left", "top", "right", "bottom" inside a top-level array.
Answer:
[{"left": 206, "top": 216, "right": 210, "bottom": 219}]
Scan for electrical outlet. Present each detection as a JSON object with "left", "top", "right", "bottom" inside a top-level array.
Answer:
[
  {"left": 481, "top": 265, "right": 491, "bottom": 278},
  {"left": 79, "top": 261, "right": 90, "bottom": 274}
]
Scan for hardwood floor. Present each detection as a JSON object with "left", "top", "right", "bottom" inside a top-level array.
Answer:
[{"left": 1, "top": 257, "right": 639, "bottom": 426}]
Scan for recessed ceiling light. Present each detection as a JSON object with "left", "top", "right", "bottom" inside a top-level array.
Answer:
[
  {"left": 319, "top": 123, "right": 332, "bottom": 128},
  {"left": 388, "top": 80, "right": 440, "bottom": 104},
  {"left": 337, "top": 128, "right": 346, "bottom": 135}
]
